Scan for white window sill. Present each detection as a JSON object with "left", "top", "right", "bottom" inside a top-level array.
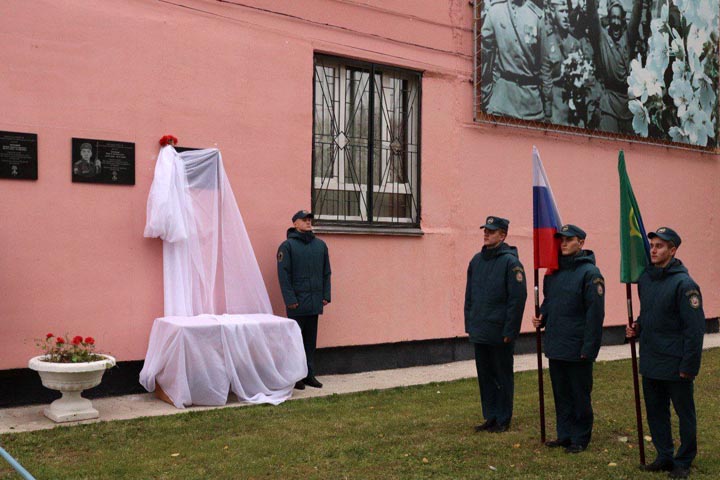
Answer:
[{"left": 313, "top": 225, "right": 424, "bottom": 237}]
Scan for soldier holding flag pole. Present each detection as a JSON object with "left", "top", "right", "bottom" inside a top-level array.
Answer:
[
  {"left": 626, "top": 222, "right": 705, "bottom": 478},
  {"left": 533, "top": 224, "right": 605, "bottom": 454}
]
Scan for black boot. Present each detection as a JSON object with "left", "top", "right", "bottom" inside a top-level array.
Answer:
[{"left": 303, "top": 376, "right": 323, "bottom": 388}]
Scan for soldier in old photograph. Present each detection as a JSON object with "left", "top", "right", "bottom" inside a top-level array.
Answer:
[
  {"left": 480, "top": 0, "right": 544, "bottom": 121},
  {"left": 586, "top": 0, "right": 644, "bottom": 134},
  {"left": 541, "top": 0, "right": 598, "bottom": 127}
]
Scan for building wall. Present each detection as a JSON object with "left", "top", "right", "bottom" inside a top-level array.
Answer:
[{"left": 0, "top": 0, "right": 717, "bottom": 370}]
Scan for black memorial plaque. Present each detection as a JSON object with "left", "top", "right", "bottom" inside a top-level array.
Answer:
[
  {"left": 72, "top": 138, "right": 135, "bottom": 185},
  {"left": 175, "top": 146, "right": 202, "bottom": 152},
  {"left": 0, "top": 131, "right": 38, "bottom": 180}
]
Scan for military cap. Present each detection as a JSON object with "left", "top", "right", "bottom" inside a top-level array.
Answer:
[
  {"left": 648, "top": 227, "right": 681, "bottom": 248},
  {"left": 292, "top": 210, "right": 314, "bottom": 222},
  {"left": 607, "top": 0, "right": 626, "bottom": 14},
  {"left": 554, "top": 224, "right": 586, "bottom": 239},
  {"left": 80, "top": 143, "right": 92, "bottom": 151},
  {"left": 480, "top": 216, "right": 509, "bottom": 231}
]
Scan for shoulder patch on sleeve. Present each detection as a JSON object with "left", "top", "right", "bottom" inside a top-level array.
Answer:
[
  {"left": 512, "top": 266, "right": 524, "bottom": 273},
  {"left": 592, "top": 277, "right": 605, "bottom": 285},
  {"left": 687, "top": 290, "right": 701, "bottom": 309},
  {"left": 277, "top": 251, "right": 284, "bottom": 263},
  {"left": 515, "top": 270, "right": 524, "bottom": 283},
  {"left": 596, "top": 283, "right": 604, "bottom": 296}
]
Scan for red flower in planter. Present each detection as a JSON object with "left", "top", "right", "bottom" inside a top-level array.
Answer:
[{"left": 38, "top": 332, "right": 105, "bottom": 363}]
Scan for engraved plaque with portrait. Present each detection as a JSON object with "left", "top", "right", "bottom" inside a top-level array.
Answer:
[{"left": 71, "top": 138, "right": 135, "bottom": 185}]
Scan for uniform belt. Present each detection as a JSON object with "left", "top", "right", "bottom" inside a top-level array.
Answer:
[{"left": 500, "top": 71, "right": 540, "bottom": 87}]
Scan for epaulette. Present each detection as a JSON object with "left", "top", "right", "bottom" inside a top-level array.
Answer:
[{"left": 526, "top": 1, "right": 542, "bottom": 16}]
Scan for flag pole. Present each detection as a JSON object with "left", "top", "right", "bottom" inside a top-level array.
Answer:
[
  {"left": 534, "top": 268, "right": 546, "bottom": 443},
  {"left": 625, "top": 283, "right": 646, "bottom": 465}
]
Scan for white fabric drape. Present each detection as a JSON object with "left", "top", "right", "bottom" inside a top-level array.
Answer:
[
  {"left": 140, "top": 315, "right": 307, "bottom": 407},
  {"left": 144, "top": 146, "right": 272, "bottom": 316},
  {"left": 140, "top": 146, "right": 306, "bottom": 407}
]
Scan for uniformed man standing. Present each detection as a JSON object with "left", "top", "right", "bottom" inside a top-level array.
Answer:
[
  {"left": 465, "top": 216, "right": 527, "bottom": 433},
  {"left": 532, "top": 225, "right": 605, "bottom": 453},
  {"left": 627, "top": 227, "right": 705, "bottom": 479},
  {"left": 277, "top": 210, "right": 331, "bottom": 390},
  {"left": 480, "top": 0, "right": 544, "bottom": 120}
]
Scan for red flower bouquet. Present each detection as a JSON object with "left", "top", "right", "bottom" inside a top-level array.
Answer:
[
  {"left": 38, "top": 333, "right": 105, "bottom": 363},
  {"left": 159, "top": 135, "right": 179, "bottom": 147}
]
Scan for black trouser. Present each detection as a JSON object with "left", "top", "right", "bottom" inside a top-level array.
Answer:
[
  {"left": 549, "top": 359, "right": 594, "bottom": 448},
  {"left": 473, "top": 342, "right": 515, "bottom": 426},
  {"left": 290, "top": 314, "right": 318, "bottom": 378},
  {"left": 642, "top": 376, "right": 697, "bottom": 468}
]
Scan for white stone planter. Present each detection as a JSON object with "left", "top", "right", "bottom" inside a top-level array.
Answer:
[{"left": 28, "top": 354, "right": 116, "bottom": 423}]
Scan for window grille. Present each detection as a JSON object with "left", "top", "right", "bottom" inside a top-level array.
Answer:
[{"left": 312, "top": 55, "right": 421, "bottom": 227}]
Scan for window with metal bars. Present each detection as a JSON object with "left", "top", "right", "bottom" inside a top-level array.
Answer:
[{"left": 312, "top": 54, "right": 421, "bottom": 227}]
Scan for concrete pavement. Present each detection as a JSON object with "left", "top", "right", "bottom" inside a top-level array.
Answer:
[{"left": 2, "top": 333, "right": 718, "bottom": 434}]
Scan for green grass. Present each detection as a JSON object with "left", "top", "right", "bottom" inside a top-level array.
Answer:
[{"left": 1, "top": 349, "right": 718, "bottom": 479}]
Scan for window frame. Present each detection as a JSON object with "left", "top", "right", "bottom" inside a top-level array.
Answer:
[{"left": 311, "top": 54, "right": 422, "bottom": 231}]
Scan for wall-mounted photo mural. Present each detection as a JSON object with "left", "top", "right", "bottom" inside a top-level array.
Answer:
[{"left": 475, "top": 0, "right": 719, "bottom": 147}]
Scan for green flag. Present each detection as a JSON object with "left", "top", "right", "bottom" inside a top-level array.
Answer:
[{"left": 618, "top": 151, "right": 650, "bottom": 283}]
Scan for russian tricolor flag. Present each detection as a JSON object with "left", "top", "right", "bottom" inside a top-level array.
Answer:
[{"left": 533, "top": 146, "right": 562, "bottom": 271}]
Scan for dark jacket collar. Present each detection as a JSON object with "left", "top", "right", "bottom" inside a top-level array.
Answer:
[
  {"left": 559, "top": 250, "right": 596, "bottom": 270},
  {"left": 481, "top": 242, "right": 519, "bottom": 260},
  {"left": 646, "top": 258, "right": 687, "bottom": 281},
  {"left": 287, "top": 227, "right": 315, "bottom": 244}
]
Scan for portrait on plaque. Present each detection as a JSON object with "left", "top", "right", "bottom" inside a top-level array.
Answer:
[
  {"left": 0, "top": 131, "right": 38, "bottom": 180},
  {"left": 71, "top": 138, "right": 135, "bottom": 185},
  {"left": 475, "top": 0, "right": 719, "bottom": 148}
]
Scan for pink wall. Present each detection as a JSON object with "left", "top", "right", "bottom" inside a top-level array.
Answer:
[{"left": 0, "top": 0, "right": 717, "bottom": 369}]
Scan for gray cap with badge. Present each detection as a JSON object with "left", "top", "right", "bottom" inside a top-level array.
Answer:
[
  {"left": 480, "top": 216, "right": 509, "bottom": 231},
  {"left": 292, "top": 210, "right": 314, "bottom": 222},
  {"left": 554, "top": 224, "right": 587, "bottom": 239},
  {"left": 648, "top": 227, "right": 681, "bottom": 248}
]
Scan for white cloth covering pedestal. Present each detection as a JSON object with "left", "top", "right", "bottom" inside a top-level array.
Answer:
[
  {"left": 141, "top": 146, "right": 307, "bottom": 407},
  {"left": 139, "top": 314, "right": 307, "bottom": 408}
]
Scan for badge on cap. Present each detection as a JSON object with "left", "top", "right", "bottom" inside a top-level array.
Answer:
[
  {"left": 561, "top": 225, "right": 569, "bottom": 232},
  {"left": 658, "top": 227, "right": 667, "bottom": 233},
  {"left": 488, "top": 217, "right": 494, "bottom": 224}
]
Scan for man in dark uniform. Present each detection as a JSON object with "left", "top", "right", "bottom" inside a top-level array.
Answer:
[
  {"left": 532, "top": 224, "right": 605, "bottom": 453},
  {"left": 465, "top": 216, "right": 527, "bottom": 433},
  {"left": 277, "top": 210, "right": 331, "bottom": 390},
  {"left": 627, "top": 227, "right": 705, "bottom": 479}
]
